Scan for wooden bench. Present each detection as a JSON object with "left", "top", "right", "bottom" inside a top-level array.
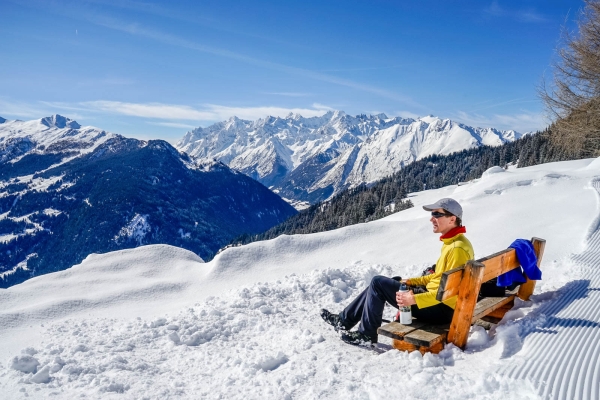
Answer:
[{"left": 377, "top": 237, "right": 546, "bottom": 354}]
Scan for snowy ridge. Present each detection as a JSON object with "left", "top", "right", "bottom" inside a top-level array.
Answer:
[
  {"left": 176, "top": 111, "right": 523, "bottom": 203},
  {"left": 1, "top": 158, "right": 599, "bottom": 398},
  {"left": 0, "top": 114, "right": 116, "bottom": 165}
]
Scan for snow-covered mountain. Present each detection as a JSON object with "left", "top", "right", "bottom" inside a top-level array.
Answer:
[
  {"left": 176, "top": 111, "right": 523, "bottom": 205},
  {"left": 1, "top": 157, "right": 599, "bottom": 398},
  {"left": 0, "top": 114, "right": 115, "bottom": 166}
]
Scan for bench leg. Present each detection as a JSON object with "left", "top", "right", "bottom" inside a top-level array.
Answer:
[
  {"left": 447, "top": 260, "right": 485, "bottom": 349},
  {"left": 517, "top": 238, "right": 546, "bottom": 301}
]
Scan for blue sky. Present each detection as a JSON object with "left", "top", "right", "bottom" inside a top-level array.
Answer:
[{"left": 1, "top": 0, "right": 583, "bottom": 142}]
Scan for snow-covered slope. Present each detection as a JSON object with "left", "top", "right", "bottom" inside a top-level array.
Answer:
[
  {"left": 0, "top": 114, "right": 115, "bottom": 164},
  {"left": 1, "top": 157, "right": 599, "bottom": 399},
  {"left": 176, "top": 111, "right": 523, "bottom": 204}
]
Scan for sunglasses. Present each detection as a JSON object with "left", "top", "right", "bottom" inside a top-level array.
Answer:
[{"left": 431, "top": 211, "right": 454, "bottom": 218}]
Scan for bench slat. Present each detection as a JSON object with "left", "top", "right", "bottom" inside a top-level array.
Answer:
[
  {"left": 403, "top": 324, "right": 449, "bottom": 347},
  {"left": 480, "top": 249, "right": 520, "bottom": 283},
  {"left": 436, "top": 266, "right": 464, "bottom": 302},
  {"left": 377, "top": 321, "right": 427, "bottom": 341},
  {"left": 470, "top": 288, "right": 519, "bottom": 322}
]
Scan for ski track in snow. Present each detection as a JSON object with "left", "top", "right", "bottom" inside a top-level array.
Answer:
[{"left": 497, "top": 177, "right": 600, "bottom": 399}]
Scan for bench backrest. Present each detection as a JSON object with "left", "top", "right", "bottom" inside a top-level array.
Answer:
[{"left": 436, "top": 237, "right": 545, "bottom": 302}]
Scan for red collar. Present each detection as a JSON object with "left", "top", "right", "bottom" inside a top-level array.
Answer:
[{"left": 440, "top": 225, "right": 466, "bottom": 240}]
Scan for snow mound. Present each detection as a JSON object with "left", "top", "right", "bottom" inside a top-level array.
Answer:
[
  {"left": 481, "top": 166, "right": 506, "bottom": 178},
  {"left": 583, "top": 155, "right": 600, "bottom": 171},
  {"left": 0, "top": 245, "right": 207, "bottom": 333}
]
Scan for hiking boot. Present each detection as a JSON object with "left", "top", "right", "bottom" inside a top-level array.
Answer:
[
  {"left": 340, "top": 330, "right": 377, "bottom": 346},
  {"left": 320, "top": 308, "right": 346, "bottom": 331}
]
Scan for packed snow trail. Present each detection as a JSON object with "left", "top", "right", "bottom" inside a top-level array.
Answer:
[{"left": 497, "top": 178, "right": 600, "bottom": 399}]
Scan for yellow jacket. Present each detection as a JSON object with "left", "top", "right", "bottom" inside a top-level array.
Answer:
[{"left": 409, "top": 232, "right": 474, "bottom": 309}]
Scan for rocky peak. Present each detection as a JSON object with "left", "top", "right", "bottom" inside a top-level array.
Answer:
[{"left": 40, "top": 114, "right": 81, "bottom": 129}]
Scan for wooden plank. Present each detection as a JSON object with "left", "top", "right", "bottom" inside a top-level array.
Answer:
[
  {"left": 480, "top": 249, "right": 520, "bottom": 283},
  {"left": 403, "top": 324, "right": 449, "bottom": 347},
  {"left": 436, "top": 266, "right": 464, "bottom": 302},
  {"left": 447, "top": 260, "right": 485, "bottom": 349},
  {"left": 485, "top": 302, "right": 513, "bottom": 319},
  {"left": 481, "top": 316, "right": 502, "bottom": 324},
  {"left": 518, "top": 237, "right": 546, "bottom": 301},
  {"left": 470, "top": 294, "right": 516, "bottom": 322},
  {"left": 377, "top": 320, "right": 426, "bottom": 341},
  {"left": 392, "top": 339, "right": 444, "bottom": 355}
]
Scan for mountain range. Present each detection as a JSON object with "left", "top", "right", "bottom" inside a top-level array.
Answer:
[
  {"left": 176, "top": 111, "right": 523, "bottom": 205},
  {"left": 0, "top": 115, "right": 296, "bottom": 287}
]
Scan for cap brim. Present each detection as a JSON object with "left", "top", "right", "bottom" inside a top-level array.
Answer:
[{"left": 422, "top": 203, "right": 440, "bottom": 211}]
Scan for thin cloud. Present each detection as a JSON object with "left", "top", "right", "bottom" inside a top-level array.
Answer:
[
  {"left": 321, "top": 64, "right": 405, "bottom": 72},
  {"left": 311, "top": 103, "right": 335, "bottom": 112},
  {"left": 395, "top": 110, "right": 421, "bottom": 120},
  {"left": 263, "top": 92, "right": 312, "bottom": 97},
  {"left": 484, "top": 1, "right": 549, "bottom": 23},
  {"left": 85, "top": 101, "right": 215, "bottom": 120},
  {"left": 469, "top": 97, "right": 540, "bottom": 113},
  {"left": 517, "top": 11, "right": 549, "bottom": 23},
  {"left": 12, "top": 1, "right": 422, "bottom": 108},
  {"left": 453, "top": 110, "right": 546, "bottom": 133},
  {"left": 0, "top": 98, "right": 87, "bottom": 121},
  {"left": 83, "top": 0, "right": 366, "bottom": 60},
  {"left": 79, "top": 13, "right": 421, "bottom": 107},
  {"left": 148, "top": 121, "right": 198, "bottom": 129},
  {"left": 81, "top": 100, "right": 333, "bottom": 121}
]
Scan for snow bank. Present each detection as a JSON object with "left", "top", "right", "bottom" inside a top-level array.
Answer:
[{"left": 0, "top": 245, "right": 208, "bottom": 343}]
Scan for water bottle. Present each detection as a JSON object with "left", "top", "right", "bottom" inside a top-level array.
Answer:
[{"left": 398, "top": 282, "right": 412, "bottom": 325}]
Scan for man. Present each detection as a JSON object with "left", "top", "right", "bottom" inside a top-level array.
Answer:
[{"left": 320, "top": 198, "right": 474, "bottom": 346}]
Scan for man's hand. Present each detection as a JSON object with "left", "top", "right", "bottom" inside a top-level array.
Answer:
[{"left": 396, "top": 290, "right": 416, "bottom": 307}]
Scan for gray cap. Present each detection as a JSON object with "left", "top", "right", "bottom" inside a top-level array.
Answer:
[{"left": 422, "top": 198, "right": 463, "bottom": 219}]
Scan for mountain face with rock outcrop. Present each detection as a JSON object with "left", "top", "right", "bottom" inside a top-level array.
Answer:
[
  {"left": 0, "top": 115, "right": 297, "bottom": 288},
  {"left": 176, "top": 111, "right": 523, "bottom": 205}
]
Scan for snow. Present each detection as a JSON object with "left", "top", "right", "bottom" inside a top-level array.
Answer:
[
  {"left": 114, "top": 214, "right": 151, "bottom": 245},
  {"left": 0, "top": 257, "right": 31, "bottom": 279},
  {"left": 0, "top": 158, "right": 600, "bottom": 398},
  {"left": 0, "top": 115, "right": 116, "bottom": 169}
]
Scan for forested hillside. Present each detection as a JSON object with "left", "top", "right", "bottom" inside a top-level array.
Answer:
[{"left": 229, "top": 129, "right": 575, "bottom": 247}]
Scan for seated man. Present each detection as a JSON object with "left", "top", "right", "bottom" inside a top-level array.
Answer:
[{"left": 321, "top": 198, "right": 474, "bottom": 346}]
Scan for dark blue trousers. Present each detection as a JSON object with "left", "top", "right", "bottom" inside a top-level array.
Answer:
[{"left": 340, "top": 275, "right": 454, "bottom": 339}]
